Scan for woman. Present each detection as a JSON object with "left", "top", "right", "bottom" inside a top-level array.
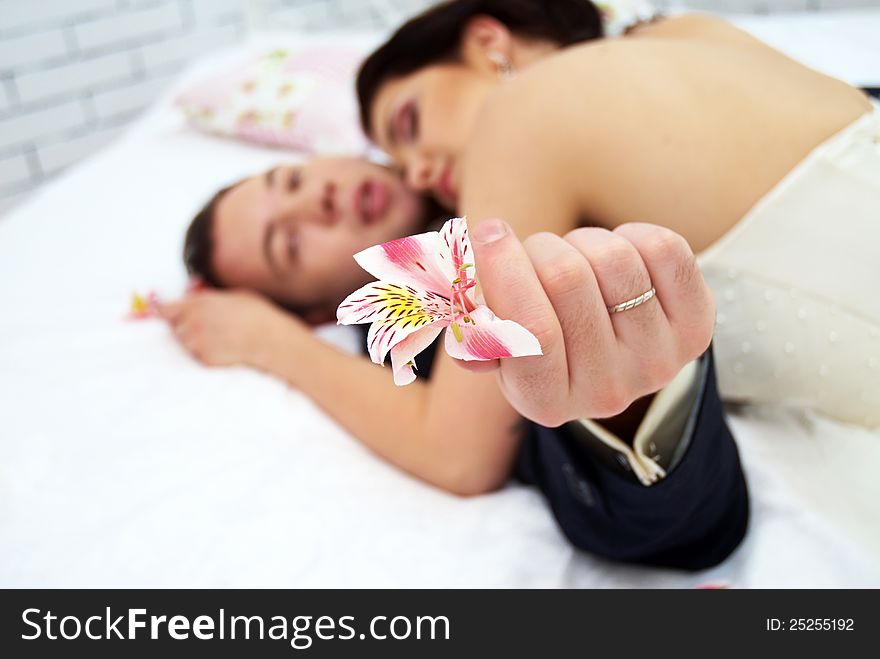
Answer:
[{"left": 356, "top": 0, "right": 879, "bottom": 427}]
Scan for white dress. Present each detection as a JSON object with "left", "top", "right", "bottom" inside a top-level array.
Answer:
[{"left": 697, "top": 101, "right": 880, "bottom": 428}]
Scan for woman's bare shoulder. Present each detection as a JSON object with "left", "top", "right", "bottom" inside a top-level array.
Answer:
[
  {"left": 627, "top": 12, "right": 766, "bottom": 47},
  {"left": 467, "top": 39, "right": 645, "bottom": 166},
  {"left": 459, "top": 62, "right": 609, "bottom": 234},
  {"left": 460, "top": 101, "right": 581, "bottom": 234},
  {"left": 460, "top": 41, "right": 653, "bottom": 232},
  {"left": 459, "top": 35, "right": 705, "bottom": 233}
]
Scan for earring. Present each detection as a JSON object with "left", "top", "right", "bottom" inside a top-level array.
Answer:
[{"left": 488, "top": 51, "right": 514, "bottom": 80}]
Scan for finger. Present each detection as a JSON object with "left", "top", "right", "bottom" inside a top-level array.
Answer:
[
  {"left": 470, "top": 219, "right": 568, "bottom": 423},
  {"left": 158, "top": 300, "right": 185, "bottom": 324},
  {"left": 613, "top": 223, "right": 715, "bottom": 359},
  {"left": 172, "top": 321, "right": 189, "bottom": 344},
  {"left": 157, "top": 301, "right": 178, "bottom": 318},
  {"left": 522, "top": 232, "right": 615, "bottom": 396},
  {"left": 565, "top": 228, "right": 672, "bottom": 395},
  {"left": 566, "top": 227, "right": 668, "bottom": 344},
  {"left": 178, "top": 332, "right": 204, "bottom": 363},
  {"left": 455, "top": 358, "right": 500, "bottom": 374}
]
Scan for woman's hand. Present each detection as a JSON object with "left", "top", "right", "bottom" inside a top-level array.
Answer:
[
  {"left": 159, "top": 289, "right": 301, "bottom": 371},
  {"left": 467, "top": 220, "right": 715, "bottom": 427}
]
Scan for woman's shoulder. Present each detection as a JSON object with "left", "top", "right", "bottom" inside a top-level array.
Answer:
[
  {"left": 467, "top": 39, "right": 644, "bottom": 166},
  {"left": 460, "top": 68, "right": 596, "bottom": 233},
  {"left": 476, "top": 12, "right": 768, "bottom": 132},
  {"left": 459, "top": 41, "right": 648, "bottom": 233},
  {"left": 625, "top": 12, "right": 764, "bottom": 46}
]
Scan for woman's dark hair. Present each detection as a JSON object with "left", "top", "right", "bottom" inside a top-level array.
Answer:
[
  {"left": 357, "top": 0, "right": 604, "bottom": 135},
  {"left": 183, "top": 183, "right": 235, "bottom": 289}
]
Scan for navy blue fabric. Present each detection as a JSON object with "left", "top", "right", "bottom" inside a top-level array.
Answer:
[
  {"left": 515, "top": 348, "right": 749, "bottom": 570},
  {"left": 356, "top": 326, "right": 749, "bottom": 570}
]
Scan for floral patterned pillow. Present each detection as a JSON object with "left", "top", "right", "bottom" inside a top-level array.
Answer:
[
  {"left": 595, "top": 0, "right": 661, "bottom": 37},
  {"left": 176, "top": 46, "right": 369, "bottom": 155}
]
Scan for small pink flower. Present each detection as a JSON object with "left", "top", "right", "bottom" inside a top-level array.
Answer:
[
  {"left": 128, "top": 290, "right": 160, "bottom": 320},
  {"left": 337, "top": 217, "right": 542, "bottom": 385}
]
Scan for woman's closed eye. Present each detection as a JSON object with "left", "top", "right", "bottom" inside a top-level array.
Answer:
[{"left": 394, "top": 101, "right": 419, "bottom": 143}]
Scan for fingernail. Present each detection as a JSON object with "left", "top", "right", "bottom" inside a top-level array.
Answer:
[{"left": 472, "top": 219, "right": 509, "bottom": 244}]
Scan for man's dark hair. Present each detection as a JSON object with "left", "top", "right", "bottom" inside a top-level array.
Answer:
[
  {"left": 357, "top": 0, "right": 604, "bottom": 136},
  {"left": 182, "top": 179, "right": 449, "bottom": 311},
  {"left": 183, "top": 184, "right": 235, "bottom": 289}
]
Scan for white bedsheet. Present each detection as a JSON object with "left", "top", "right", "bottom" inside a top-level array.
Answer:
[{"left": 1, "top": 14, "right": 879, "bottom": 588}]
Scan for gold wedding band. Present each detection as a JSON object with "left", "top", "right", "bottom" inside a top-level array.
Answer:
[{"left": 607, "top": 287, "right": 656, "bottom": 314}]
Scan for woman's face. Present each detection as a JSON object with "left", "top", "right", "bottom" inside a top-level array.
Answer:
[
  {"left": 211, "top": 157, "right": 427, "bottom": 314},
  {"left": 369, "top": 63, "right": 497, "bottom": 210}
]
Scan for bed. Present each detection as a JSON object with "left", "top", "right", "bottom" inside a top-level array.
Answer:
[{"left": 1, "top": 10, "right": 879, "bottom": 588}]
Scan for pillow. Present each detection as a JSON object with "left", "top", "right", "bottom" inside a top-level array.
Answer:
[
  {"left": 595, "top": 0, "right": 661, "bottom": 37},
  {"left": 176, "top": 45, "right": 370, "bottom": 155}
]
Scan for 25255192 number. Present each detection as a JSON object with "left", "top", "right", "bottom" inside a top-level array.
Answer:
[{"left": 766, "top": 618, "right": 854, "bottom": 631}]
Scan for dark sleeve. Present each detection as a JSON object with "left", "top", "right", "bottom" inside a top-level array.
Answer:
[{"left": 514, "top": 346, "right": 749, "bottom": 571}]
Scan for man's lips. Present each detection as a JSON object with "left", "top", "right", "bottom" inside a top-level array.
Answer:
[{"left": 355, "top": 180, "right": 390, "bottom": 226}]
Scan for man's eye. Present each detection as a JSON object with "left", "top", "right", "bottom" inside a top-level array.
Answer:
[{"left": 288, "top": 169, "right": 301, "bottom": 191}]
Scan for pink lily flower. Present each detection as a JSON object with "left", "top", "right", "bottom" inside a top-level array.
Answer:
[
  {"left": 337, "top": 217, "right": 542, "bottom": 385},
  {"left": 128, "top": 290, "right": 161, "bottom": 320}
]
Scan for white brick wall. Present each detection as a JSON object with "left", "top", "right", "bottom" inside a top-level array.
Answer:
[
  {"left": 0, "top": 84, "right": 11, "bottom": 113},
  {"left": 0, "top": 100, "right": 90, "bottom": 150},
  {"left": 2, "top": 0, "right": 119, "bottom": 35},
  {"left": 91, "top": 73, "right": 178, "bottom": 121},
  {"left": 0, "top": 152, "right": 30, "bottom": 189},
  {"left": 139, "top": 24, "right": 240, "bottom": 74},
  {"left": 0, "top": 0, "right": 248, "bottom": 216},
  {"left": 676, "top": 0, "right": 879, "bottom": 9},
  {"left": 0, "top": 0, "right": 876, "bottom": 218},
  {"left": 256, "top": 0, "right": 436, "bottom": 31},
  {"left": 15, "top": 51, "right": 136, "bottom": 105},
  {"left": 74, "top": 2, "right": 184, "bottom": 51},
  {"left": 190, "top": 0, "right": 250, "bottom": 25},
  {"left": 0, "top": 30, "right": 70, "bottom": 70}
]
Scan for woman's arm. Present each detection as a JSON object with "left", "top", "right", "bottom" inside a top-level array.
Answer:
[{"left": 160, "top": 289, "right": 523, "bottom": 496}]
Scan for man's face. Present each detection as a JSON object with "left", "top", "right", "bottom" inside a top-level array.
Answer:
[{"left": 212, "top": 157, "right": 427, "bottom": 314}]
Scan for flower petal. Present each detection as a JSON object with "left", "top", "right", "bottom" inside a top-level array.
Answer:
[
  {"left": 439, "top": 217, "right": 474, "bottom": 276},
  {"left": 353, "top": 230, "right": 455, "bottom": 295},
  {"left": 443, "top": 306, "right": 542, "bottom": 361},
  {"left": 389, "top": 325, "right": 444, "bottom": 386},
  {"left": 368, "top": 313, "right": 447, "bottom": 366},
  {"left": 337, "top": 282, "right": 450, "bottom": 326}
]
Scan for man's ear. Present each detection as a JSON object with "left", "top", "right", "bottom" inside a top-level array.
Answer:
[{"left": 459, "top": 15, "right": 514, "bottom": 74}]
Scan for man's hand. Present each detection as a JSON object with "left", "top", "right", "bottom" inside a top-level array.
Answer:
[
  {"left": 468, "top": 220, "right": 715, "bottom": 427},
  {"left": 159, "top": 289, "right": 300, "bottom": 370}
]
